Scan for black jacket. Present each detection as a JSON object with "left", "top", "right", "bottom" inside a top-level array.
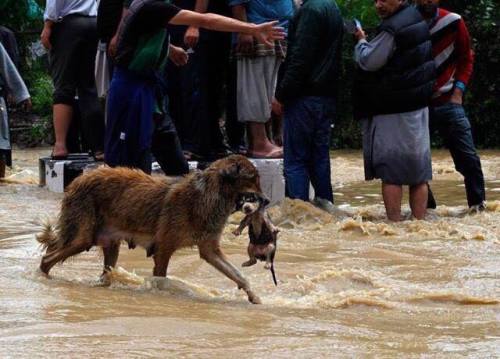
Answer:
[
  {"left": 276, "top": 0, "right": 343, "bottom": 103},
  {"left": 354, "top": 4, "right": 435, "bottom": 117}
]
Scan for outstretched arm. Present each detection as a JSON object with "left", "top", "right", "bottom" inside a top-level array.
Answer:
[{"left": 169, "top": 10, "right": 284, "bottom": 47}]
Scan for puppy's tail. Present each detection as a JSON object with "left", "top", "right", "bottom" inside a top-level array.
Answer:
[
  {"left": 270, "top": 264, "right": 278, "bottom": 286},
  {"left": 36, "top": 221, "right": 59, "bottom": 253}
]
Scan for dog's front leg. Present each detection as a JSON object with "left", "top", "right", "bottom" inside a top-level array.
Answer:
[{"left": 199, "top": 242, "right": 261, "bottom": 304}]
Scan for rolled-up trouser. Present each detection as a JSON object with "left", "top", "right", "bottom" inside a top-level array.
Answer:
[
  {"left": 430, "top": 102, "right": 485, "bottom": 207},
  {"left": 237, "top": 55, "right": 281, "bottom": 123},
  {"left": 49, "top": 14, "right": 104, "bottom": 153}
]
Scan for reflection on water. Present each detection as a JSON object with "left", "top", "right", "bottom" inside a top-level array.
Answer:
[{"left": 0, "top": 148, "right": 499, "bottom": 357}]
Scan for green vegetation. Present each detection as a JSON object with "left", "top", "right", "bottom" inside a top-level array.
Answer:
[{"left": 0, "top": 0, "right": 498, "bottom": 148}]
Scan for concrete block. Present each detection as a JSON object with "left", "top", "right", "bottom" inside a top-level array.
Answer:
[{"left": 249, "top": 158, "right": 285, "bottom": 206}]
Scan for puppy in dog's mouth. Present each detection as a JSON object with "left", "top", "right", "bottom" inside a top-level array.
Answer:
[{"left": 234, "top": 192, "right": 279, "bottom": 285}]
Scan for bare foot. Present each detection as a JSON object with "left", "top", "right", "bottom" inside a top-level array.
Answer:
[
  {"left": 51, "top": 143, "right": 68, "bottom": 159},
  {"left": 247, "top": 146, "right": 283, "bottom": 159}
]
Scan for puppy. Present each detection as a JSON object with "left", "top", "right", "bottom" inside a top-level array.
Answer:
[
  {"left": 233, "top": 193, "right": 279, "bottom": 285},
  {"left": 37, "top": 155, "right": 265, "bottom": 304}
]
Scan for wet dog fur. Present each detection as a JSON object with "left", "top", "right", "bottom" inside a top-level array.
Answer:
[{"left": 37, "top": 155, "right": 265, "bottom": 304}]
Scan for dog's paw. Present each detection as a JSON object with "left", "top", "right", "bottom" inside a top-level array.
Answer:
[
  {"left": 264, "top": 263, "right": 271, "bottom": 270},
  {"left": 242, "top": 259, "right": 256, "bottom": 267},
  {"left": 97, "top": 273, "right": 112, "bottom": 287},
  {"left": 248, "top": 293, "right": 262, "bottom": 304}
]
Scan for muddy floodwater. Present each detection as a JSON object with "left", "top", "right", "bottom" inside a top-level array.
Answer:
[{"left": 1, "top": 147, "right": 499, "bottom": 358}]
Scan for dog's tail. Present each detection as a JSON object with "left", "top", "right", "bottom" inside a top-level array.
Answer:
[{"left": 36, "top": 221, "right": 59, "bottom": 254}]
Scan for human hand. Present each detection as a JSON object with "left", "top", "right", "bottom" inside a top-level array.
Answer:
[
  {"left": 450, "top": 88, "right": 463, "bottom": 105},
  {"left": 252, "top": 21, "right": 285, "bottom": 48},
  {"left": 354, "top": 28, "right": 366, "bottom": 41},
  {"left": 169, "top": 45, "right": 188, "bottom": 66},
  {"left": 40, "top": 22, "right": 53, "bottom": 50},
  {"left": 271, "top": 98, "right": 283, "bottom": 117},
  {"left": 108, "top": 33, "right": 119, "bottom": 58},
  {"left": 184, "top": 26, "right": 199, "bottom": 48},
  {"left": 236, "top": 33, "right": 254, "bottom": 54}
]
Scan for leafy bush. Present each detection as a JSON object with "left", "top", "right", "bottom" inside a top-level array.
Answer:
[{"left": 29, "top": 70, "right": 52, "bottom": 116}]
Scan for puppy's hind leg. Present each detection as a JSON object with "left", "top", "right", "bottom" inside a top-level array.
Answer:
[
  {"left": 199, "top": 242, "right": 261, "bottom": 304},
  {"left": 242, "top": 258, "right": 257, "bottom": 267},
  {"left": 242, "top": 243, "right": 257, "bottom": 267}
]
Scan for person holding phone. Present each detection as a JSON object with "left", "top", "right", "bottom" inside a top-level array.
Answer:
[{"left": 352, "top": 0, "right": 435, "bottom": 221}]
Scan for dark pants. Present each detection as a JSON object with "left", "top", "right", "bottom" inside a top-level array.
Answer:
[
  {"left": 105, "top": 68, "right": 188, "bottom": 176},
  {"left": 283, "top": 96, "right": 335, "bottom": 202},
  {"left": 166, "top": 29, "right": 231, "bottom": 157},
  {"left": 150, "top": 112, "right": 189, "bottom": 176},
  {"left": 430, "top": 102, "right": 485, "bottom": 207},
  {"left": 49, "top": 15, "right": 104, "bottom": 153},
  {"left": 225, "top": 58, "right": 245, "bottom": 151}
]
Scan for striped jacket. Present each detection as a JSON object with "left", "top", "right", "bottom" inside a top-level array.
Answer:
[{"left": 429, "top": 8, "right": 474, "bottom": 105}]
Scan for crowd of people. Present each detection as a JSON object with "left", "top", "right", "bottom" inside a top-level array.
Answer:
[{"left": 0, "top": 0, "right": 486, "bottom": 221}]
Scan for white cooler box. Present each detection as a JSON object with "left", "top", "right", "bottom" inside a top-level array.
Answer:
[
  {"left": 39, "top": 154, "right": 97, "bottom": 193},
  {"left": 249, "top": 158, "right": 285, "bottom": 206}
]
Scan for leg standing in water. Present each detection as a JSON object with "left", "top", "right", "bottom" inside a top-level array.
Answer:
[
  {"left": 353, "top": 0, "right": 435, "bottom": 221},
  {"left": 275, "top": 0, "right": 342, "bottom": 212},
  {"left": 417, "top": 0, "right": 485, "bottom": 211}
]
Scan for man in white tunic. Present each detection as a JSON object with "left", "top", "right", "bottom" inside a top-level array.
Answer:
[{"left": 353, "top": 0, "right": 435, "bottom": 221}]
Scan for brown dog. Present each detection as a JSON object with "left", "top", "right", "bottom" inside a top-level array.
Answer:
[{"left": 37, "top": 155, "right": 264, "bottom": 304}]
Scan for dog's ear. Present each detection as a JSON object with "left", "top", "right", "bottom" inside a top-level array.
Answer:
[
  {"left": 220, "top": 162, "right": 257, "bottom": 182},
  {"left": 219, "top": 163, "right": 241, "bottom": 181}
]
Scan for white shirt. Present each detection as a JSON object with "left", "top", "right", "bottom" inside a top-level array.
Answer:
[{"left": 44, "top": 0, "right": 99, "bottom": 21}]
